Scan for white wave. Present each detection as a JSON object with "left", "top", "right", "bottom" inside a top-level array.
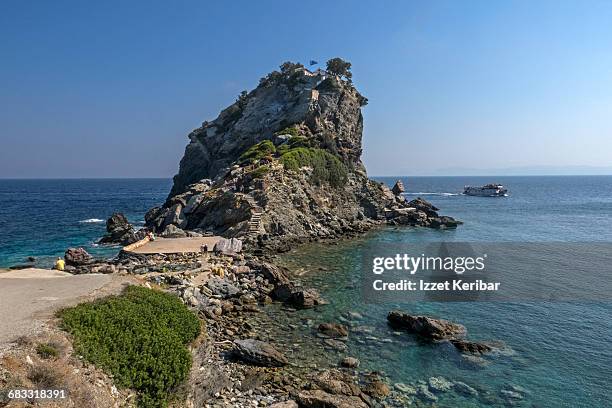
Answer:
[
  {"left": 403, "top": 192, "right": 461, "bottom": 196},
  {"left": 79, "top": 218, "right": 105, "bottom": 223}
]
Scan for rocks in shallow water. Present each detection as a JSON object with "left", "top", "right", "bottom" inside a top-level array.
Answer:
[
  {"left": 394, "top": 383, "right": 417, "bottom": 395},
  {"left": 429, "top": 215, "right": 463, "bottom": 229},
  {"left": 297, "top": 390, "right": 368, "bottom": 408},
  {"left": 363, "top": 375, "right": 390, "bottom": 399},
  {"left": 287, "top": 287, "right": 325, "bottom": 308},
  {"left": 391, "top": 180, "right": 405, "bottom": 195},
  {"left": 98, "top": 212, "right": 144, "bottom": 245},
  {"left": 315, "top": 369, "right": 361, "bottom": 396},
  {"left": 64, "top": 247, "right": 93, "bottom": 266},
  {"left": 254, "top": 261, "right": 291, "bottom": 286},
  {"left": 453, "top": 381, "right": 478, "bottom": 396},
  {"left": 318, "top": 323, "right": 349, "bottom": 338},
  {"left": 450, "top": 339, "right": 493, "bottom": 354},
  {"left": 340, "top": 357, "right": 360, "bottom": 368},
  {"left": 407, "top": 198, "right": 439, "bottom": 217},
  {"left": 387, "top": 310, "right": 466, "bottom": 340},
  {"left": 213, "top": 237, "right": 243, "bottom": 254},
  {"left": 500, "top": 385, "right": 529, "bottom": 401},
  {"left": 323, "top": 339, "right": 348, "bottom": 351},
  {"left": 428, "top": 376, "right": 453, "bottom": 393},
  {"left": 232, "top": 339, "right": 288, "bottom": 367},
  {"left": 416, "top": 383, "right": 438, "bottom": 402}
]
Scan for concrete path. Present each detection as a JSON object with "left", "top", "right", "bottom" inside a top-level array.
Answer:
[
  {"left": 129, "top": 236, "right": 222, "bottom": 254},
  {"left": 0, "top": 268, "right": 131, "bottom": 345}
]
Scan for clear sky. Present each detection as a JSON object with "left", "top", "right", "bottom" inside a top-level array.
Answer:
[{"left": 1, "top": 0, "right": 611, "bottom": 178}]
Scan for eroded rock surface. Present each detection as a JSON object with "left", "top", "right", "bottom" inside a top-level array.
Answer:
[{"left": 387, "top": 310, "right": 467, "bottom": 340}]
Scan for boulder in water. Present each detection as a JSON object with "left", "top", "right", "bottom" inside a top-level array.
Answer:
[
  {"left": 387, "top": 310, "right": 466, "bottom": 340},
  {"left": 391, "top": 180, "right": 405, "bottom": 195},
  {"left": 98, "top": 212, "right": 144, "bottom": 245},
  {"left": 318, "top": 323, "right": 349, "bottom": 338}
]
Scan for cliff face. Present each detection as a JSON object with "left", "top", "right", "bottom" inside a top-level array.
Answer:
[
  {"left": 147, "top": 62, "right": 460, "bottom": 249},
  {"left": 170, "top": 66, "right": 367, "bottom": 198}
]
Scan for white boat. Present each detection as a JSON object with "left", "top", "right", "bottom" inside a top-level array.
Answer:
[{"left": 464, "top": 184, "right": 508, "bottom": 197}]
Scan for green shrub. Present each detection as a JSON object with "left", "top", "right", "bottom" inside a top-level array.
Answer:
[
  {"left": 36, "top": 343, "right": 59, "bottom": 359},
  {"left": 274, "top": 126, "right": 300, "bottom": 138},
  {"left": 60, "top": 286, "right": 200, "bottom": 408},
  {"left": 238, "top": 140, "right": 276, "bottom": 165},
  {"left": 277, "top": 135, "right": 312, "bottom": 155},
  {"left": 280, "top": 147, "right": 348, "bottom": 187},
  {"left": 250, "top": 165, "right": 270, "bottom": 179}
]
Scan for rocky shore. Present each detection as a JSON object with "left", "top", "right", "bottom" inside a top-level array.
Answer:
[{"left": 5, "top": 61, "right": 519, "bottom": 408}]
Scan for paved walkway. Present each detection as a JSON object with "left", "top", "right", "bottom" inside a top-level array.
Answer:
[
  {"left": 0, "top": 268, "right": 131, "bottom": 345},
  {"left": 129, "top": 236, "right": 223, "bottom": 254}
]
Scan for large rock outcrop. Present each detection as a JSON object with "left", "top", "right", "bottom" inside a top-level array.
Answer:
[{"left": 146, "top": 61, "right": 460, "bottom": 249}]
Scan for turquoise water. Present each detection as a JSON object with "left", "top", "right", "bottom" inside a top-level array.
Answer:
[
  {"left": 270, "top": 176, "right": 612, "bottom": 407},
  {"left": 1, "top": 176, "right": 611, "bottom": 406}
]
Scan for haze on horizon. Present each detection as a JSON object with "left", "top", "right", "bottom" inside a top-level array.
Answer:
[{"left": 1, "top": 1, "right": 611, "bottom": 179}]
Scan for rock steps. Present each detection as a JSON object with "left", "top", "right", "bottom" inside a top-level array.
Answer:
[{"left": 243, "top": 195, "right": 263, "bottom": 237}]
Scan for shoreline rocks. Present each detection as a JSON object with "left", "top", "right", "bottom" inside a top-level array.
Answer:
[
  {"left": 387, "top": 310, "right": 467, "bottom": 340},
  {"left": 98, "top": 212, "right": 145, "bottom": 245},
  {"left": 64, "top": 247, "right": 93, "bottom": 267},
  {"left": 232, "top": 339, "right": 288, "bottom": 367}
]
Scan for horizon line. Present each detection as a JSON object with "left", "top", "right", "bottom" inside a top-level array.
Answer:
[{"left": 2, "top": 173, "right": 612, "bottom": 180}]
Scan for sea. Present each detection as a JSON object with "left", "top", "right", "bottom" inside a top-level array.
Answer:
[{"left": 0, "top": 176, "right": 611, "bottom": 407}]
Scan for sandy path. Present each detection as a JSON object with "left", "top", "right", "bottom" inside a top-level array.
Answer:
[
  {"left": 0, "top": 268, "right": 133, "bottom": 345},
  {"left": 130, "top": 236, "right": 222, "bottom": 254}
]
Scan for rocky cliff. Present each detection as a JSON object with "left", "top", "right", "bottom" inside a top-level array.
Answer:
[{"left": 146, "top": 61, "right": 460, "bottom": 250}]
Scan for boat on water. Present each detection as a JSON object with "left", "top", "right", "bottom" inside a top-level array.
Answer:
[{"left": 464, "top": 183, "right": 508, "bottom": 197}]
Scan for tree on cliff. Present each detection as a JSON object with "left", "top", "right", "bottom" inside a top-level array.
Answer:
[{"left": 326, "top": 57, "right": 352, "bottom": 81}]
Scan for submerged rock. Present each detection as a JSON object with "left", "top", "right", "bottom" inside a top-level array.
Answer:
[
  {"left": 387, "top": 310, "right": 466, "bottom": 340},
  {"left": 232, "top": 339, "right": 288, "bottom": 367},
  {"left": 297, "top": 390, "right": 368, "bottom": 408},
  {"left": 318, "top": 323, "right": 349, "bottom": 338},
  {"left": 453, "top": 381, "right": 478, "bottom": 396},
  {"left": 340, "top": 357, "right": 360, "bottom": 368},
  {"left": 428, "top": 376, "right": 453, "bottom": 393},
  {"left": 450, "top": 339, "right": 493, "bottom": 354}
]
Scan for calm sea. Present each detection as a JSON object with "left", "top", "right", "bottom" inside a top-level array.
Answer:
[{"left": 1, "top": 176, "right": 611, "bottom": 406}]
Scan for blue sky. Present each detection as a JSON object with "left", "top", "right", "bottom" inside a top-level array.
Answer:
[{"left": 1, "top": 0, "right": 611, "bottom": 177}]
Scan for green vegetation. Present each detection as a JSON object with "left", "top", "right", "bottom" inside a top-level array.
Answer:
[
  {"left": 280, "top": 147, "right": 348, "bottom": 187},
  {"left": 274, "top": 126, "right": 300, "bottom": 138},
  {"left": 36, "top": 343, "right": 59, "bottom": 359},
  {"left": 277, "top": 135, "right": 312, "bottom": 155},
  {"left": 250, "top": 165, "right": 271, "bottom": 179},
  {"left": 60, "top": 286, "right": 200, "bottom": 408},
  {"left": 326, "top": 57, "right": 352, "bottom": 81},
  {"left": 238, "top": 140, "right": 276, "bottom": 164}
]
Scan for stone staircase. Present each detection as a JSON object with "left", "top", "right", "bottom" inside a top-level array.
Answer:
[{"left": 242, "top": 194, "right": 263, "bottom": 237}]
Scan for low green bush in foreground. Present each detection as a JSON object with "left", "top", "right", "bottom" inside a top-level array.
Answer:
[{"left": 60, "top": 286, "right": 200, "bottom": 408}]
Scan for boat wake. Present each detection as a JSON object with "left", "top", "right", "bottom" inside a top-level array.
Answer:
[
  {"left": 403, "top": 192, "right": 460, "bottom": 197},
  {"left": 79, "top": 218, "right": 105, "bottom": 223}
]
